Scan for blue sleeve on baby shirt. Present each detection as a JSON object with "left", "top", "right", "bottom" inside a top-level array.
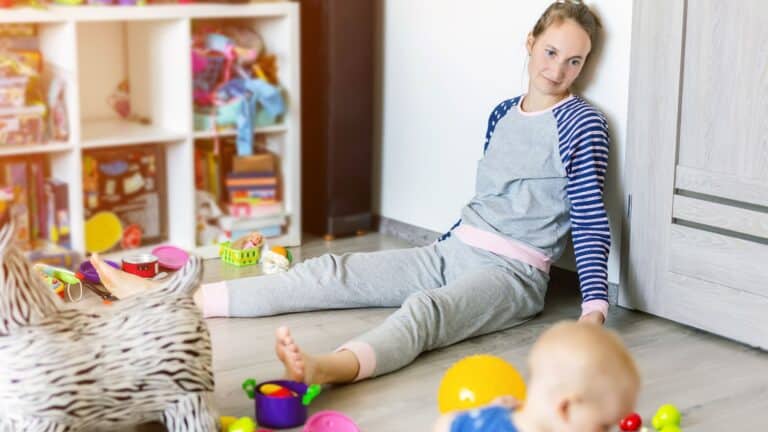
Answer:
[{"left": 450, "top": 406, "right": 517, "bottom": 432}]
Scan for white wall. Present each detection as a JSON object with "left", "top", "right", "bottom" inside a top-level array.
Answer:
[{"left": 373, "top": 0, "right": 633, "bottom": 284}]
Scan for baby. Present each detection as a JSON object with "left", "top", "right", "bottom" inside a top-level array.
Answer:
[{"left": 434, "top": 321, "right": 640, "bottom": 432}]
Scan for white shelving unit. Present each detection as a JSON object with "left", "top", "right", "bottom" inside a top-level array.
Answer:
[{"left": 0, "top": 3, "right": 302, "bottom": 255}]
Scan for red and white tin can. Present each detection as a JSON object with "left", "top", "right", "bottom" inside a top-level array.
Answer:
[{"left": 122, "top": 254, "right": 160, "bottom": 278}]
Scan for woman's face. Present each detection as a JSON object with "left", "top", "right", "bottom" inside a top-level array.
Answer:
[{"left": 527, "top": 19, "right": 592, "bottom": 97}]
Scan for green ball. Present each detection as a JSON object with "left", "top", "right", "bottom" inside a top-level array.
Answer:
[
  {"left": 228, "top": 416, "right": 256, "bottom": 432},
  {"left": 652, "top": 404, "right": 682, "bottom": 429},
  {"left": 660, "top": 426, "right": 682, "bottom": 432}
]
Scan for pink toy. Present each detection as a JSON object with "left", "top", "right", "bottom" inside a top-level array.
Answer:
[
  {"left": 303, "top": 411, "right": 360, "bottom": 432},
  {"left": 151, "top": 245, "right": 190, "bottom": 270}
]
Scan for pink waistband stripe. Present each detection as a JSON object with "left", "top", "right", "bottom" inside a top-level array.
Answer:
[{"left": 453, "top": 224, "right": 552, "bottom": 273}]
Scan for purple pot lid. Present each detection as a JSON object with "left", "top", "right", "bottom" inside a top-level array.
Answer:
[
  {"left": 151, "top": 245, "right": 189, "bottom": 270},
  {"left": 78, "top": 260, "right": 120, "bottom": 284},
  {"left": 303, "top": 411, "right": 360, "bottom": 432}
]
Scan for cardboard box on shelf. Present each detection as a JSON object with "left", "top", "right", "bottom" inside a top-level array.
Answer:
[{"left": 232, "top": 153, "right": 275, "bottom": 173}]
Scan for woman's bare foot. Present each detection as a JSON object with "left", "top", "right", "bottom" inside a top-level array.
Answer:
[
  {"left": 90, "top": 253, "right": 158, "bottom": 299},
  {"left": 275, "top": 326, "right": 316, "bottom": 383},
  {"left": 274, "top": 326, "right": 361, "bottom": 385}
]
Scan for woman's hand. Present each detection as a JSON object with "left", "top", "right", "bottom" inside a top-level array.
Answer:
[{"left": 578, "top": 311, "right": 605, "bottom": 325}]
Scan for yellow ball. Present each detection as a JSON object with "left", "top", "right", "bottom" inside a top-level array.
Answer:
[{"left": 437, "top": 354, "right": 526, "bottom": 413}]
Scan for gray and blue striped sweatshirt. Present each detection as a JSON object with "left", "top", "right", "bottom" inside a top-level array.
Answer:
[{"left": 445, "top": 94, "right": 611, "bottom": 317}]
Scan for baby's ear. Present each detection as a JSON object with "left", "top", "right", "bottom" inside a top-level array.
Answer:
[
  {"left": 557, "top": 397, "right": 571, "bottom": 422},
  {"left": 557, "top": 393, "right": 582, "bottom": 424}
]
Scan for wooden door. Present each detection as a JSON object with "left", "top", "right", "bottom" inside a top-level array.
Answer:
[{"left": 621, "top": 0, "right": 768, "bottom": 349}]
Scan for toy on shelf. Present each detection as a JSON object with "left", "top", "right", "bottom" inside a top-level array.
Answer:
[
  {"left": 437, "top": 354, "right": 526, "bottom": 413},
  {"left": 652, "top": 404, "right": 682, "bottom": 431},
  {"left": 47, "top": 76, "right": 69, "bottom": 141},
  {"left": 0, "top": 225, "right": 219, "bottom": 430},
  {"left": 107, "top": 79, "right": 150, "bottom": 123},
  {"left": 241, "top": 379, "right": 322, "bottom": 429},
  {"left": 82, "top": 146, "right": 166, "bottom": 253},
  {"left": 619, "top": 412, "right": 642, "bottom": 431},
  {"left": 191, "top": 24, "right": 286, "bottom": 154}
]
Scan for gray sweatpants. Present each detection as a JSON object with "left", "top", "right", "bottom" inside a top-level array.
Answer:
[{"left": 225, "top": 236, "right": 549, "bottom": 377}]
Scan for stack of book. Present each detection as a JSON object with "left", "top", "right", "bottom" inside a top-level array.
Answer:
[
  {"left": 222, "top": 153, "right": 285, "bottom": 238},
  {"left": 0, "top": 157, "right": 75, "bottom": 267}
]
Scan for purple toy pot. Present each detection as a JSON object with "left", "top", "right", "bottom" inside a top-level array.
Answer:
[{"left": 255, "top": 380, "right": 309, "bottom": 429}]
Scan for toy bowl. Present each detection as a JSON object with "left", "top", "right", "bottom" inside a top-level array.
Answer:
[{"left": 255, "top": 380, "right": 309, "bottom": 429}]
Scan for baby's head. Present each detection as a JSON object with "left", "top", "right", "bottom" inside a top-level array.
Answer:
[{"left": 524, "top": 321, "right": 640, "bottom": 432}]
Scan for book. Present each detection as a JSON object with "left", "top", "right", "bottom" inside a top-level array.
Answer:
[{"left": 45, "top": 179, "right": 70, "bottom": 248}]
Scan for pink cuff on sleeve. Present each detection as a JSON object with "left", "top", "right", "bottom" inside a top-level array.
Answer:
[
  {"left": 580, "top": 299, "right": 609, "bottom": 320},
  {"left": 335, "top": 341, "right": 377, "bottom": 382},
  {"left": 201, "top": 281, "right": 229, "bottom": 318}
]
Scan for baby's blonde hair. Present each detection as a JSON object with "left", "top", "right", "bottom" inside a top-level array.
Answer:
[{"left": 528, "top": 321, "right": 640, "bottom": 402}]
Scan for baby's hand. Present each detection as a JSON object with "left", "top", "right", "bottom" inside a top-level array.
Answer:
[{"left": 490, "top": 395, "right": 520, "bottom": 410}]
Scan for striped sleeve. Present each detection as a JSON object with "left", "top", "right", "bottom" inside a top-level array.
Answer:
[{"left": 553, "top": 99, "right": 611, "bottom": 316}]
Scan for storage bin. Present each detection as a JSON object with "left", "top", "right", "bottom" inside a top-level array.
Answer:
[
  {"left": 0, "top": 105, "right": 45, "bottom": 146},
  {"left": 0, "top": 76, "right": 29, "bottom": 108}
]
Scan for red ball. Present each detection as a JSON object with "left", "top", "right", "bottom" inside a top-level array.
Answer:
[{"left": 619, "top": 413, "right": 642, "bottom": 431}]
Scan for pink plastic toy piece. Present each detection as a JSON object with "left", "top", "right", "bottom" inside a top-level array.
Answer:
[
  {"left": 151, "top": 245, "right": 189, "bottom": 270},
  {"left": 303, "top": 411, "right": 360, "bottom": 432}
]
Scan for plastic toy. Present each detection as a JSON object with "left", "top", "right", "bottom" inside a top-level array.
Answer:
[
  {"left": 303, "top": 411, "right": 360, "bottom": 432},
  {"left": 151, "top": 245, "right": 190, "bottom": 270},
  {"left": 619, "top": 412, "right": 642, "bottom": 431},
  {"left": 652, "top": 404, "right": 681, "bottom": 430},
  {"left": 260, "top": 383, "right": 296, "bottom": 398},
  {"left": 261, "top": 249, "right": 290, "bottom": 274},
  {"left": 84, "top": 211, "right": 123, "bottom": 253},
  {"left": 78, "top": 259, "right": 120, "bottom": 284},
  {"left": 437, "top": 354, "right": 526, "bottom": 413},
  {"left": 270, "top": 245, "right": 292, "bottom": 263},
  {"left": 122, "top": 254, "right": 160, "bottom": 278},
  {"left": 242, "top": 379, "right": 322, "bottom": 429},
  {"left": 228, "top": 416, "right": 256, "bottom": 432},
  {"left": 219, "top": 241, "right": 261, "bottom": 266}
]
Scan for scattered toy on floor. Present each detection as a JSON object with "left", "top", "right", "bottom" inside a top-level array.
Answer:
[
  {"left": 437, "top": 354, "right": 526, "bottom": 413},
  {"left": 619, "top": 412, "right": 642, "bottom": 431},
  {"left": 653, "top": 403, "right": 682, "bottom": 431},
  {"left": 242, "top": 379, "right": 321, "bottom": 429}
]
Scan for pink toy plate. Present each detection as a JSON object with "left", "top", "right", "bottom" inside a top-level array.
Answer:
[
  {"left": 151, "top": 245, "right": 189, "bottom": 270},
  {"left": 303, "top": 411, "right": 360, "bottom": 432}
]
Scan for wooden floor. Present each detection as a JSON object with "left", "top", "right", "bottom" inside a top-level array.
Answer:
[{"left": 143, "top": 233, "right": 768, "bottom": 431}]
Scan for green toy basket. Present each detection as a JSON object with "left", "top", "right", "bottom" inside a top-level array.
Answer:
[{"left": 219, "top": 241, "right": 261, "bottom": 267}]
